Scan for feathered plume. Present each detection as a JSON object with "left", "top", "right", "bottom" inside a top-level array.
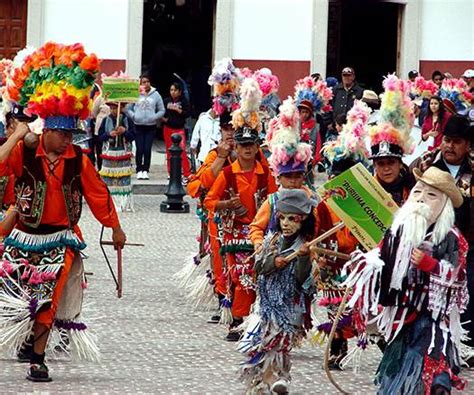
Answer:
[
  {"left": 231, "top": 78, "right": 263, "bottom": 131},
  {"left": 438, "top": 78, "right": 473, "bottom": 113},
  {"left": 266, "top": 98, "right": 312, "bottom": 175},
  {"left": 294, "top": 76, "right": 333, "bottom": 114},
  {"left": 8, "top": 42, "right": 100, "bottom": 120},
  {"left": 410, "top": 76, "right": 438, "bottom": 99},
  {"left": 253, "top": 68, "right": 279, "bottom": 98},
  {"left": 323, "top": 100, "right": 371, "bottom": 166},
  {"left": 370, "top": 74, "right": 415, "bottom": 155},
  {"left": 208, "top": 58, "right": 241, "bottom": 115}
]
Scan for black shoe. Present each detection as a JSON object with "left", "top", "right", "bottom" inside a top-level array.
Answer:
[
  {"left": 26, "top": 363, "right": 53, "bottom": 382},
  {"left": 207, "top": 314, "right": 221, "bottom": 324},
  {"left": 17, "top": 344, "right": 33, "bottom": 363},
  {"left": 224, "top": 330, "right": 242, "bottom": 342}
]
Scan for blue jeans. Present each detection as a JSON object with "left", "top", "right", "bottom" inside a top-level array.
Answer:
[{"left": 135, "top": 125, "right": 156, "bottom": 172}]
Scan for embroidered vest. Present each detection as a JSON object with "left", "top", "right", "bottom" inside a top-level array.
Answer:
[{"left": 15, "top": 144, "right": 83, "bottom": 229}]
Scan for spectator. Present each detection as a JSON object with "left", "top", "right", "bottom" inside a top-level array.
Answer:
[
  {"left": 126, "top": 74, "right": 165, "bottom": 180},
  {"left": 462, "top": 69, "right": 474, "bottom": 89},
  {"left": 361, "top": 90, "right": 381, "bottom": 125},
  {"left": 163, "top": 82, "right": 191, "bottom": 183},
  {"left": 408, "top": 70, "right": 419, "bottom": 82},
  {"left": 325, "top": 113, "right": 346, "bottom": 143},
  {"left": 431, "top": 70, "right": 444, "bottom": 89},
  {"left": 88, "top": 95, "right": 110, "bottom": 170},
  {"left": 190, "top": 108, "right": 221, "bottom": 166},
  {"left": 331, "top": 66, "right": 364, "bottom": 121},
  {"left": 421, "top": 96, "right": 451, "bottom": 151}
]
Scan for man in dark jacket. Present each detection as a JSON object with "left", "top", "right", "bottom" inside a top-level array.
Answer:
[
  {"left": 411, "top": 115, "right": 474, "bottom": 364},
  {"left": 331, "top": 67, "right": 364, "bottom": 122}
]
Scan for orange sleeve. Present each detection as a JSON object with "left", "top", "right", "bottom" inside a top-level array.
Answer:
[
  {"left": 187, "top": 151, "right": 219, "bottom": 197},
  {"left": 0, "top": 141, "right": 23, "bottom": 177},
  {"left": 249, "top": 199, "right": 271, "bottom": 246},
  {"left": 80, "top": 155, "right": 120, "bottom": 228},
  {"left": 266, "top": 169, "right": 278, "bottom": 194},
  {"left": 203, "top": 171, "right": 228, "bottom": 213}
]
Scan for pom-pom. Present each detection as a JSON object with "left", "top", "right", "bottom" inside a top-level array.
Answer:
[
  {"left": 439, "top": 78, "right": 472, "bottom": 112},
  {"left": 294, "top": 76, "right": 333, "bottom": 114},
  {"left": 410, "top": 76, "right": 438, "bottom": 99},
  {"left": 253, "top": 69, "right": 279, "bottom": 97}
]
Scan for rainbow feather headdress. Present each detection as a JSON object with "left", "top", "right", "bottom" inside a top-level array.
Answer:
[
  {"left": 208, "top": 58, "right": 241, "bottom": 116},
  {"left": 369, "top": 74, "right": 415, "bottom": 159},
  {"left": 410, "top": 76, "right": 438, "bottom": 99},
  {"left": 438, "top": 78, "right": 473, "bottom": 113},
  {"left": 266, "top": 98, "right": 312, "bottom": 176},
  {"left": 7, "top": 41, "right": 100, "bottom": 129},
  {"left": 231, "top": 77, "right": 263, "bottom": 132},
  {"left": 294, "top": 76, "right": 333, "bottom": 115},
  {"left": 323, "top": 100, "right": 371, "bottom": 168}
]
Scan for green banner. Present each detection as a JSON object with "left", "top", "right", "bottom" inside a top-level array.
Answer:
[
  {"left": 316, "top": 163, "right": 398, "bottom": 250},
  {"left": 102, "top": 78, "right": 140, "bottom": 103}
]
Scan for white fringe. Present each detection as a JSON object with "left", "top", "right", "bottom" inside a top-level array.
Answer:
[
  {"left": 220, "top": 306, "right": 233, "bottom": 325},
  {"left": 173, "top": 253, "right": 209, "bottom": 290},
  {"left": 112, "top": 193, "right": 134, "bottom": 213},
  {"left": 6, "top": 228, "right": 82, "bottom": 248}
]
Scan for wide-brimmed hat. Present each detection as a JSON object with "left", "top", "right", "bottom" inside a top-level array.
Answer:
[
  {"left": 442, "top": 98, "right": 457, "bottom": 115},
  {"left": 276, "top": 188, "right": 318, "bottom": 215},
  {"left": 297, "top": 99, "right": 314, "bottom": 114},
  {"left": 361, "top": 90, "right": 379, "bottom": 103},
  {"left": 11, "top": 103, "right": 38, "bottom": 123},
  {"left": 413, "top": 167, "right": 463, "bottom": 208},
  {"left": 443, "top": 115, "right": 471, "bottom": 140}
]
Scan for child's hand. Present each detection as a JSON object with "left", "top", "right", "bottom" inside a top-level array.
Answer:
[
  {"left": 275, "top": 256, "right": 288, "bottom": 269},
  {"left": 116, "top": 126, "right": 126, "bottom": 135},
  {"left": 297, "top": 243, "right": 311, "bottom": 256}
]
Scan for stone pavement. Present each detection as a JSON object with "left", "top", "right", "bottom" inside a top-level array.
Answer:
[{"left": 1, "top": 195, "right": 473, "bottom": 394}]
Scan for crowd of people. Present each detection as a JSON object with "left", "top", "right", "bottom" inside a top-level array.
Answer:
[
  {"left": 181, "top": 58, "right": 474, "bottom": 394},
  {"left": 0, "top": 40, "right": 474, "bottom": 393}
]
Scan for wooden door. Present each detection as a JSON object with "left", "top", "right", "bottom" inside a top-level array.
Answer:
[{"left": 0, "top": 0, "right": 27, "bottom": 59}]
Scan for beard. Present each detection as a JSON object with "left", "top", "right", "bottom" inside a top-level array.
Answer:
[{"left": 390, "top": 202, "right": 432, "bottom": 248}]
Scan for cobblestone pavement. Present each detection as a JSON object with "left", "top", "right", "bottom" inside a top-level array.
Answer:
[{"left": 1, "top": 195, "right": 473, "bottom": 394}]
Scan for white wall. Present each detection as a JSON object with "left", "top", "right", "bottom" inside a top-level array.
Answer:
[
  {"left": 43, "top": 0, "right": 129, "bottom": 59},
  {"left": 420, "top": 0, "right": 474, "bottom": 60},
  {"left": 232, "top": 0, "right": 313, "bottom": 60}
]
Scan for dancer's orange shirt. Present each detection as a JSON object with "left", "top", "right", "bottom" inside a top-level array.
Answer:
[
  {"left": 204, "top": 159, "right": 278, "bottom": 224},
  {"left": 0, "top": 138, "right": 119, "bottom": 230}
]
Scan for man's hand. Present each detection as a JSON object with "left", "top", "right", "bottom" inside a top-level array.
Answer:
[
  {"left": 275, "top": 256, "right": 288, "bottom": 269},
  {"left": 13, "top": 121, "right": 30, "bottom": 140},
  {"left": 216, "top": 141, "right": 231, "bottom": 158},
  {"left": 298, "top": 243, "right": 311, "bottom": 256},
  {"left": 227, "top": 195, "right": 242, "bottom": 209},
  {"left": 112, "top": 226, "right": 127, "bottom": 250},
  {"left": 411, "top": 248, "right": 425, "bottom": 266}
]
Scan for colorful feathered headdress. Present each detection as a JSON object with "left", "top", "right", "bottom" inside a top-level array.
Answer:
[
  {"left": 323, "top": 100, "right": 371, "bottom": 170},
  {"left": 369, "top": 74, "right": 415, "bottom": 159},
  {"left": 253, "top": 68, "right": 279, "bottom": 98},
  {"left": 231, "top": 77, "right": 263, "bottom": 132},
  {"left": 266, "top": 98, "right": 312, "bottom": 176},
  {"left": 410, "top": 76, "right": 438, "bottom": 99},
  {"left": 438, "top": 78, "right": 473, "bottom": 114},
  {"left": 208, "top": 58, "right": 241, "bottom": 116},
  {"left": 7, "top": 41, "right": 100, "bottom": 129},
  {"left": 294, "top": 76, "right": 333, "bottom": 115}
]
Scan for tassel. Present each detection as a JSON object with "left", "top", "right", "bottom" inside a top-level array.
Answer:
[{"left": 219, "top": 297, "right": 233, "bottom": 325}]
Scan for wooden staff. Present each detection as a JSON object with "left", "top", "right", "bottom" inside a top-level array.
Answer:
[
  {"left": 284, "top": 222, "right": 345, "bottom": 261},
  {"left": 117, "top": 247, "right": 123, "bottom": 298},
  {"left": 100, "top": 241, "right": 145, "bottom": 247},
  {"left": 312, "top": 247, "right": 350, "bottom": 261},
  {"left": 324, "top": 285, "right": 352, "bottom": 394}
]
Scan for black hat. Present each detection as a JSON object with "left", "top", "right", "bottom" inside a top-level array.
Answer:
[
  {"left": 219, "top": 111, "right": 232, "bottom": 128},
  {"left": 11, "top": 103, "right": 37, "bottom": 123},
  {"left": 443, "top": 115, "right": 471, "bottom": 140},
  {"left": 330, "top": 157, "right": 357, "bottom": 176},
  {"left": 234, "top": 126, "right": 259, "bottom": 144},
  {"left": 408, "top": 70, "right": 419, "bottom": 79},
  {"left": 370, "top": 141, "right": 404, "bottom": 159}
]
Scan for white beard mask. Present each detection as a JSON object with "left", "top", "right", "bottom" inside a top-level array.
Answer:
[
  {"left": 278, "top": 212, "right": 305, "bottom": 237},
  {"left": 391, "top": 201, "right": 432, "bottom": 248}
]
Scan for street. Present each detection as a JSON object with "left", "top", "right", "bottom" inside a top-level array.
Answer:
[{"left": 0, "top": 195, "right": 472, "bottom": 394}]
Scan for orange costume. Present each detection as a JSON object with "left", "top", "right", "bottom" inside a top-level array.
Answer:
[
  {"left": 187, "top": 149, "right": 233, "bottom": 296},
  {"left": 0, "top": 138, "right": 119, "bottom": 345},
  {"left": 204, "top": 159, "right": 277, "bottom": 318}
]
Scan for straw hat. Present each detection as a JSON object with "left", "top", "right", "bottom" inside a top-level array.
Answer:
[{"left": 413, "top": 167, "right": 463, "bottom": 208}]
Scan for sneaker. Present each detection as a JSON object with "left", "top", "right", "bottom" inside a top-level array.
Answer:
[
  {"left": 224, "top": 330, "right": 242, "bottom": 342},
  {"left": 26, "top": 363, "right": 53, "bottom": 382},
  {"left": 17, "top": 346, "right": 32, "bottom": 363},
  {"left": 271, "top": 378, "right": 290, "bottom": 394},
  {"left": 142, "top": 171, "right": 149, "bottom": 180},
  {"left": 136, "top": 171, "right": 144, "bottom": 180},
  {"left": 207, "top": 314, "right": 221, "bottom": 324}
]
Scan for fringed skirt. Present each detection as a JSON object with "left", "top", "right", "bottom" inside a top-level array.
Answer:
[
  {"left": 100, "top": 147, "right": 133, "bottom": 212},
  {"left": 375, "top": 314, "right": 466, "bottom": 394},
  {"left": 0, "top": 228, "right": 99, "bottom": 362}
]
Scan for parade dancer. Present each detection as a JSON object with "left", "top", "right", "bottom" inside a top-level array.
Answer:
[
  {"left": 240, "top": 189, "right": 317, "bottom": 394},
  {"left": 0, "top": 42, "right": 126, "bottom": 382},
  {"left": 204, "top": 78, "right": 277, "bottom": 341},
  {"left": 344, "top": 166, "right": 468, "bottom": 394}
]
